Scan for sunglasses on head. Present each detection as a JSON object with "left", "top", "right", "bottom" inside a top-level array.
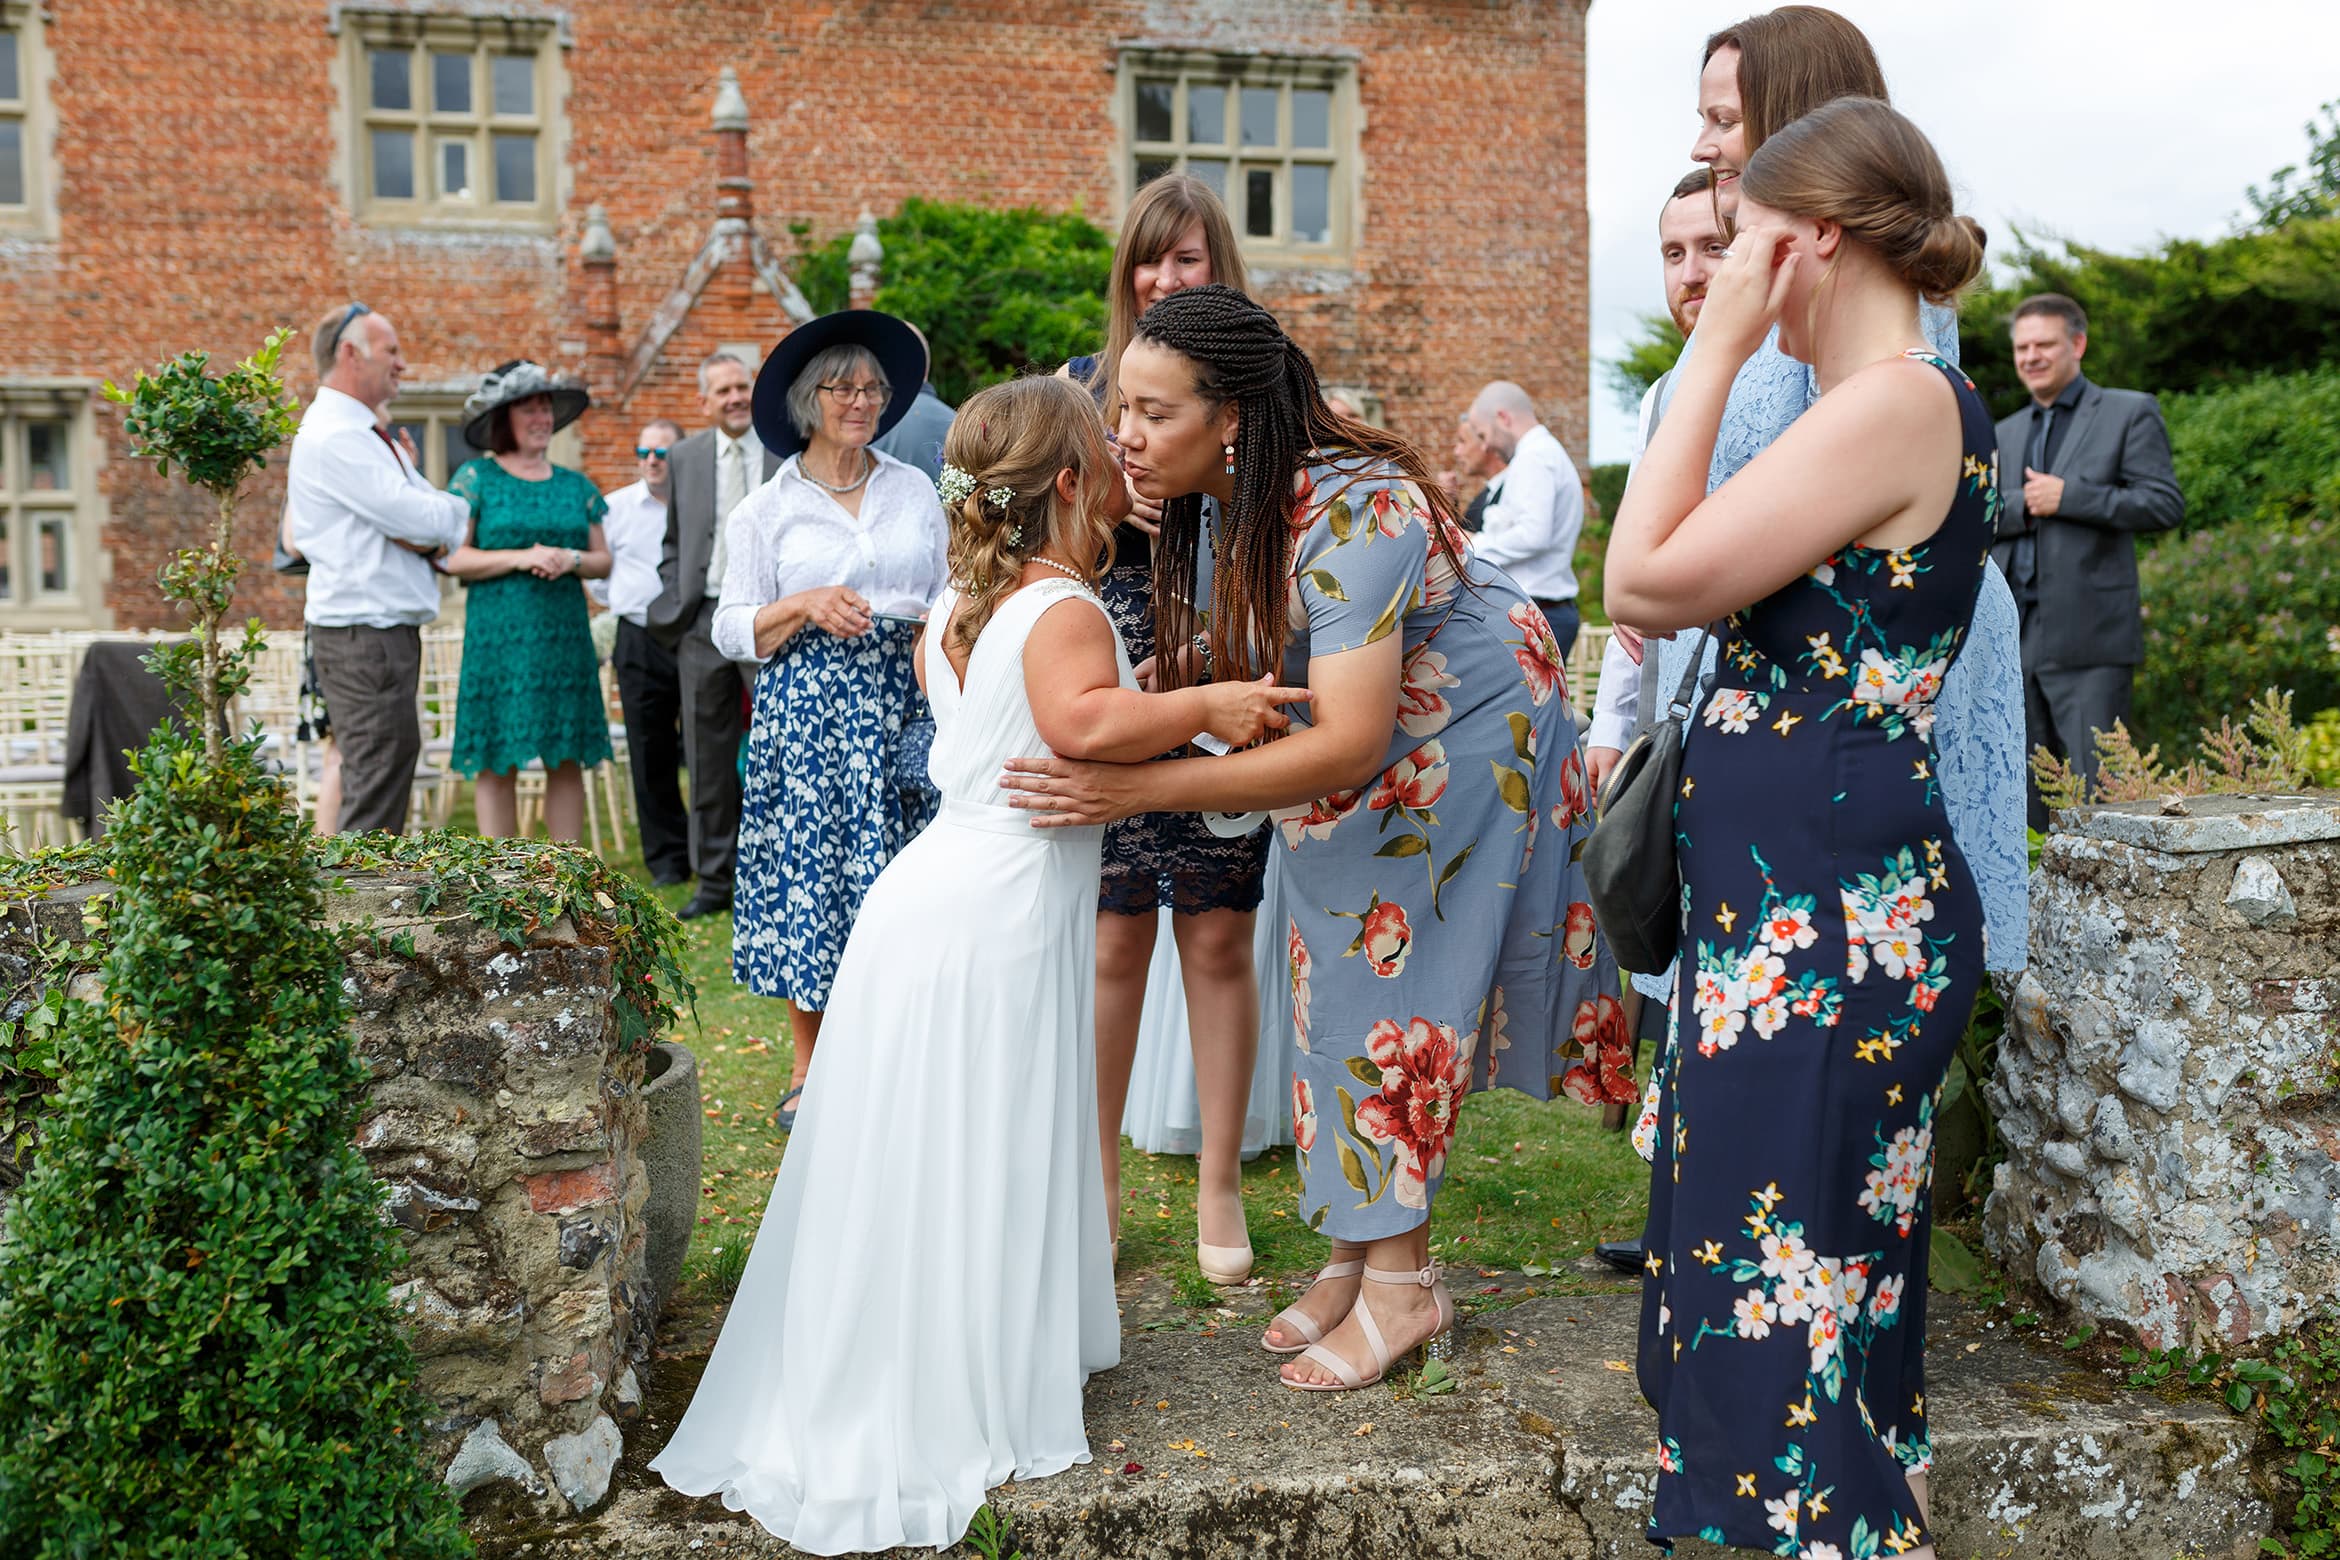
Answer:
[
  {"left": 327, "top": 300, "right": 371, "bottom": 355},
  {"left": 634, "top": 445, "right": 671, "bottom": 459}
]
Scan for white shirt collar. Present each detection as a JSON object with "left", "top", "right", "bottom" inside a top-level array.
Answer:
[{"left": 306, "top": 383, "right": 383, "bottom": 431}]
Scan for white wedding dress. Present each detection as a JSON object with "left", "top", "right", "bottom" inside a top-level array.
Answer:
[{"left": 651, "top": 579, "right": 1123, "bottom": 1554}]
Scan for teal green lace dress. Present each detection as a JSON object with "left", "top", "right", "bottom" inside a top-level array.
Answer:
[{"left": 448, "top": 458, "right": 615, "bottom": 778}]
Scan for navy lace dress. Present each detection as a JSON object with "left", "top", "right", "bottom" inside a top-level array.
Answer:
[
  {"left": 1637, "top": 353, "right": 1998, "bottom": 1554},
  {"left": 1069, "top": 353, "right": 1269, "bottom": 916}
]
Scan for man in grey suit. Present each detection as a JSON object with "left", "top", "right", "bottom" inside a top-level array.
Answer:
[
  {"left": 650, "top": 348, "right": 779, "bottom": 919},
  {"left": 870, "top": 324, "right": 955, "bottom": 481},
  {"left": 1990, "top": 293, "right": 2185, "bottom": 827}
]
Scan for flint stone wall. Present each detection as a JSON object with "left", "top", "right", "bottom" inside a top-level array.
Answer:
[
  {"left": 6, "top": 871, "right": 656, "bottom": 1518},
  {"left": 1983, "top": 793, "right": 2340, "bottom": 1351}
]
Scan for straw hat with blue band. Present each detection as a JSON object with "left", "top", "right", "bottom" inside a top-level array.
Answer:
[
  {"left": 461, "top": 359, "right": 591, "bottom": 450},
  {"left": 750, "top": 311, "right": 929, "bottom": 460}
]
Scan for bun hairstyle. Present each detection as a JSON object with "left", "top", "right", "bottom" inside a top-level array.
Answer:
[
  {"left": 1131, "top": 285, "right": 1466, "bottom": 691},
  {"left": 1738, "top": 96, "right": 1987, "bottom": 303},
  {"left": 938, "top": 374, "right": 1116, "bottom": 657}
]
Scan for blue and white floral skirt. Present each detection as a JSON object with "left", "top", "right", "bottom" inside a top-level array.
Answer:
[{"left": 734, "top": 622, "right": 935, "bottom": 1009}]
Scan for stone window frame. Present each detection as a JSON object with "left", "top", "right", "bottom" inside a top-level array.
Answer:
[
  {"left": 1114, "top": 48, "right": 1361, "bottom": 266},
  {"left": 0, "top": 381, "right": 110, "bottom": 630},
  {"left": 332, "top": 6, "right": 570, "bottom": 232},
  {"left": 0, "top": 1, "right": 59, "bottom": 240}
]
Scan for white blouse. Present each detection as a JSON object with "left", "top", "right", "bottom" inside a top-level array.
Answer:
[{"left": 710, "top": 449, "right": 950, "bottom": 665}]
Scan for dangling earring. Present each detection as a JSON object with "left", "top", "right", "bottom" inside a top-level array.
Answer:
[{"left": 1222, "top": 441, "right": 1236, "bottom": 477}]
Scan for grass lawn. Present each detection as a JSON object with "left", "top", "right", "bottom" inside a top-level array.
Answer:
[{"left": 473, "top": 799, "right": 1654, "bottom": 1306}]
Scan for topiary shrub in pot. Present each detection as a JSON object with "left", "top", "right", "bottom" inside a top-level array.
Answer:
[{"left": 0, "top": 332, "right": 470, "bottom": 1558}]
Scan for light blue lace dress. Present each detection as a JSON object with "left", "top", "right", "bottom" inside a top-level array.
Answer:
[{"left": 1627, "top": 304, "right": 2028, "bottom": 1155}]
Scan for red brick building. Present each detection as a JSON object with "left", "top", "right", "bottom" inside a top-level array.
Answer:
[{"left": 0, "top": 0, "right": 1590, "bottom": 630}]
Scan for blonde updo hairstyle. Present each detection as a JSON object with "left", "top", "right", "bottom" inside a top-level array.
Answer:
[
  {"left": 1737, "top": 96, "right": 1987, "bottom": 303},
  {"left": 939, "top": 374, "right": 1119, "bottom": 657}
]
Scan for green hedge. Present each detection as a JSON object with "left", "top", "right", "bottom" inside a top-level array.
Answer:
[
  {"left": 794, "top": 198, "right": 1110, "bottom": 407},
  {"left": 2163, "top": 366, "right": 2340, "bottom": 527},
  {"left": 2135, "top": 514, "right": 2340, "bottom": 759}
]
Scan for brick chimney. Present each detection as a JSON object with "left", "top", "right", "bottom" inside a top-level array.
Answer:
[
  {"left": 847, "top": 210, "right": 883, "bottom": 310},
  {"left": 711, "top": 67, "right": 755, "bottom": 314},
  {"left": 579, "top": 204, "right": 619, "bottom": 401}
]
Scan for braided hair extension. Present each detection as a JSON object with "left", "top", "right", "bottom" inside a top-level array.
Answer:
[{"left": 1132, "top": 285, "right": 1468, "bottom": 691}]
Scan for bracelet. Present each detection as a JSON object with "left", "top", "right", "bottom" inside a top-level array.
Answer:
[
  {"left": 1191, "top": 632, "right": 1215, "bottom": 683},
  {"left": 567, "top": 548, "right": 582, "bottom": 575}
]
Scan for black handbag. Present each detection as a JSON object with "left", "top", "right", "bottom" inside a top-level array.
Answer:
[{"left": 1580, "top": 627, "right": 1712, "bottom": 976}]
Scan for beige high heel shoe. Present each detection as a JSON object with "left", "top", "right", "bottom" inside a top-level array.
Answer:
[
  {"left": 1280, "top": 1262, "right": 1456, "bottom": 1393},
  {"left": 1197, "top": 1237, "right": 1254, "bottom": 1286}
]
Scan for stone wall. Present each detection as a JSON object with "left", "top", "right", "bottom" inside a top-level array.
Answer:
[
  {"left": 5, "top": 870, "right": 658, "bottom": 1518},
  {"left": 1984, "top": 794, "right": 2340, "bottom": 1351}
]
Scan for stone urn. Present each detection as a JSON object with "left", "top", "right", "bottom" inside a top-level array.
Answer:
[{"left": 639, "top": 1039, "right": 703, "bottom": 1317}]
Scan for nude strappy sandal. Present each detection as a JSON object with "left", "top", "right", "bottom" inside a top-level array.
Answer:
[
  {"left": 1261, "top": 1248, "right": 1366, "bottom": 1355},
  {"left": 1280, "top": 1262, "right": 1456, "bottom": 1392}
]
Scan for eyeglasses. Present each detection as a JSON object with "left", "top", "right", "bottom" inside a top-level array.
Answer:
[
  {"left": 327, "top": 300, "right": 371, "bottom": 356},
  {"left": 817, "top": 382, "right": 889, "bottom": 406},
  {"left": 634, "top": 445, "right": 671, "bottom": 459}
]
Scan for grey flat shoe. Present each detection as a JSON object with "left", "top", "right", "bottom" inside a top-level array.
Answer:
[{"left": 773, "top": 1084, "right": 804, "bottom": 1132}]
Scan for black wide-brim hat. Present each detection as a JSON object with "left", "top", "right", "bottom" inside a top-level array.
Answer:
[
  {"left": 461, "top": 359, "right": 590, "bottom": 450},
  {"left": 750, "top": 310, "right": 929, "bottom": 460}
]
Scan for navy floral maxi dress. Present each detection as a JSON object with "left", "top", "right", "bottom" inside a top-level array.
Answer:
[
  {"left": 1637, "top": 353, "right": 1998, "bottom": 1556},
  {"left": 1270, "top": 454, "right": 1630, "bottom": 1240}
]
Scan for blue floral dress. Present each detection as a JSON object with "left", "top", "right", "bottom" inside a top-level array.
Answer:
[
  {"left": 1636, "top": 354, "right": 1997, "bottom": 1555},
  {"left": 1272, "top": 455, "right": 1628, "bottom": 1241}
]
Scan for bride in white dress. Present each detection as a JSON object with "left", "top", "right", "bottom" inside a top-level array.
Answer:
[{"left": 651, "top": 375, "right": 1308, "bottom": 1555}]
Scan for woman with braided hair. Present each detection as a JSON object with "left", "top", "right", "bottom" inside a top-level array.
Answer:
[{"left": 1004, "top": 285, "right": 1626, "bottom": 1393}]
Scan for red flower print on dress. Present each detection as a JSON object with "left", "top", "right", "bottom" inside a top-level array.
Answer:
[
  {"left": 1369, "top": 740, "right": 1449, "bottom": 814},
  {"left": 1288, "top": 918, "right": 1314, "bottom": 1052},
  {"left": 1395, "top": 650, "right": 1459, "bottom": 738},
  {"left": 1354, "top": 1017, "right": 1467, "bottom": 1210},
  {"left": 1567, "top": 993, "right": 1637, "bottom": 1105},
  {"left": 1290, "top": 467, "right": 1319, "bottom": 531},
  {"left": 1508, "top": 602, "right": 1568, "bottom": 707},
  {"left": 1562, "top": 900, "right": 1599, "bottom": 970},
  {"left": 1555, "top": 747, "right": 1591, "bottom": 828},
  {"left": 1368, "top": 487, "right": 1410, "bottom": 540},
  {"left": 1292, "top": 1074, "right": 1318, "bottom": 1154},
  {"left": 1275, "top": 785, "right": 1365, "bottom": 850},
  {"left": 1359, "top": 898, "right": 1413, "bottom": 977}
]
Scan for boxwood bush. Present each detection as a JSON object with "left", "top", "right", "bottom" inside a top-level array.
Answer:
[{"left": 0, "top": 335, "right": 468, "bottom": 1558}]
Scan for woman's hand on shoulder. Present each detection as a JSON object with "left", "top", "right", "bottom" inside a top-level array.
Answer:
[{"left": 1197, "top": 674, "right": 1312, "bottom": 748}]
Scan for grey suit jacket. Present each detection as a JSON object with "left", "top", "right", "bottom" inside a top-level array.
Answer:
[
  {"left": 1988, "top": 379, "right": 2184, "bottom": 668},
  {"left": 648, "top": 427, "right": 781, "bottom": 649},
  {"left": 871, "top": 385, "right": 957, "bottom": 482}
]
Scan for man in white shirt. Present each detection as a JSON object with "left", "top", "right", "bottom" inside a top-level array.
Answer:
[
  {"left": 285, "top": 303, "right": 470, "bottom": 834},
  {"left": 592, "top": 419, "right": 690, "bottom": 884},
  {"left": 1466, "top": 381, "right": 1588, "bottom": 657},
  {"left": 1586, "top": 168, "right": 1728, "bottom": 794},
  {"left": 650, "top": 350, "right": 776, "bottom": 919}
]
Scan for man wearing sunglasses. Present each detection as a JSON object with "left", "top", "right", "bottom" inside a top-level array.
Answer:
[
  {"left": 285, "top": 301, "right": 470, "bottom": 834},
  {"left": 592, "top": 420, "right": 691, "bottom": 884},
  {"left": 648, "top": 349, "right": 779, "bottom": 919}
]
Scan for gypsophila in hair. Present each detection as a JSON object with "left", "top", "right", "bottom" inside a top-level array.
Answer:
[{"left": 936, "top": 376, "right": 1118, "bottom": 658}]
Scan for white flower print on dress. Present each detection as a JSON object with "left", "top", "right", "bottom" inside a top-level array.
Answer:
[
  {"left": 1704, "top": 688, "right": 1767, "bottom": 734},
  {"left": 1734, "top": 1289, "right": 1777, "bottom": 1339},
  {"left": 1869, "top": 1272, "right": 1904, "bottom": 1322}
]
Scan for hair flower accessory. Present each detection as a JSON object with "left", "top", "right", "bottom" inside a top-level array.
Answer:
[
  {"left": 986, "top": 484, "right": 1017, "bottom": 510},
  {"left": 937, "top": 462, "right": 977, "bottom": 508}
]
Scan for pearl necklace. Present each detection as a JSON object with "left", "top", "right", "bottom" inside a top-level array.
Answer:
[
  {"left": 801, "top": 449, "right": 873, "bottom": 495},
  {"left": 1027, "top": 556, "right": 1093, "bottom": 590}
]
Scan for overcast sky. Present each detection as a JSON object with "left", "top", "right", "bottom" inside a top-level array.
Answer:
[{"left": 1582, "top": 0, "right": 2340, "bottom": 462}]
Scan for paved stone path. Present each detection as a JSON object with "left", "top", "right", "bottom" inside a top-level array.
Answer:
[{"left": 479, "top": 1263, "right": 2270, "bottom": 1558}]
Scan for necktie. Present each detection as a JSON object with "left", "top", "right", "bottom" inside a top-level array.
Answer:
[
  {"left": 710, "top": 439, "right": 744, "bottom": 596},
  {"left": 373, "top": 424, "right": 407, "bottom": 473}
]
